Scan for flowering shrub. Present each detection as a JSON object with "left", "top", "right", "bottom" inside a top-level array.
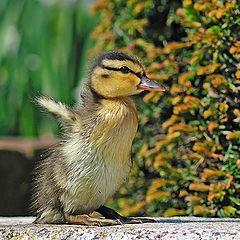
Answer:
[{"left": 91, "top": 0, "right": 240, "bottom": 217}]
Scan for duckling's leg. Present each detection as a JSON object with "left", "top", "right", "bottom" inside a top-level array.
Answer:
[
  {"left": 96, "top": 205, "right": 156, "bottom": 224},
  {"left": 64, "top": 213, "right": 122, "bottom": 226}
]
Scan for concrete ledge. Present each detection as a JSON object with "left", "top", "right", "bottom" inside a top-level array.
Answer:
[{"left": 0, "top": 217, "right": 239, "bottom": 239}]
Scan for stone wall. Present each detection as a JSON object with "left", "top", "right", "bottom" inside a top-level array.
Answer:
[{"left": 0, "top": 138, "right": 56, "bottom": 216}]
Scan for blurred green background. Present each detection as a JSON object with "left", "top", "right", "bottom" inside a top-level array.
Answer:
[{"left": 0, "top": 0, "right": 96, "bottom": 137}]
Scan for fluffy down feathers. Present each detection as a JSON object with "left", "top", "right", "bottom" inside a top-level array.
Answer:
[{"left": 34, "top": 90, "right": 138, "bottom": 223}]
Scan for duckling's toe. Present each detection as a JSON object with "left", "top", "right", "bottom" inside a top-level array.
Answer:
[
  {"left": 121, "top": 217, "right": 157, "bottom": 224},
  {"left": 96, "top": 205, "right": 156, "bottom": 225},
  {"left": 64, "top": 213, "right": 122, "bottom": 226}
]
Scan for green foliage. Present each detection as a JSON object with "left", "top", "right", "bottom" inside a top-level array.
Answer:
[
  {"left": 91, "top": 0, "right": 240, "bottom": 217},
  {"left": 0, "top": 0, "right": 96, "bottom": 136}
]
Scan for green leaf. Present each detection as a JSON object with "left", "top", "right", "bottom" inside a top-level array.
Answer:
[
  {"left": 206, "top": 25, "right": 221, "bottom": 35},
  {"left": 229, "top": 196, "right": 240, "bottom": 206}
]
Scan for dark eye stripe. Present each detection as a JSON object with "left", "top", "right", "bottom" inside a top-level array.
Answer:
[{"left": 100, "top": 64, "right": 143, "bottom": 79}]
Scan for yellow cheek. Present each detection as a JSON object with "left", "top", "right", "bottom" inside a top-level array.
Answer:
[
  {"left": 129, "top": 76, "right": 141, "bottom": 86},
  {"left": 115, "top": 73, "right": 140, "bottom": 94},
  {"left": 91, "top": 70, "right": 142, "bottom": 98}
]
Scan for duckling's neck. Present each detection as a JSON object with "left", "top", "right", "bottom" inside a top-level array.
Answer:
[
  {"left": 80, "top": 85, "right": 138, "bottom": 148},
  {"left": 81, "top": 84, "right": 136, "bottom": 112}
]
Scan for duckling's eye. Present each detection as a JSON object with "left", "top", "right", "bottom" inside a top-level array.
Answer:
[{"left": 119, "top": 66, "right": 130, "bottom": 74}]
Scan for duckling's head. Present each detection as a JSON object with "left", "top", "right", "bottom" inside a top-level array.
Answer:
[{"left": 90, "top": 51, "right": 165, "bottom": 98}]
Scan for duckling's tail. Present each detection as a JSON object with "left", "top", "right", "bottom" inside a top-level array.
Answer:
[{"left": 36, "top": 96, "right": 79, "bottom": 127}]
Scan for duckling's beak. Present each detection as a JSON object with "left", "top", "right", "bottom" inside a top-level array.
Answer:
[{"left": 137, "top": 76, "right": 166, "bottom": 92}]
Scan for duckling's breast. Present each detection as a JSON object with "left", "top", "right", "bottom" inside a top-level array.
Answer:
[
  {"left": 59, "top": 97, "right": 138, "bottom": 214},
  {"left": 90, "top": 97, "right": 138, "bottom": 164}
]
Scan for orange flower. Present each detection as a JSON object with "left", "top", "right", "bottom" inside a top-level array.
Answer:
[
  {"left": 189, "top": 183, "right": 210, "bottom": 192},
  {"left": 203, "top": 108, "right": 217, "bottom": 119},
  {"left": 164, "top": 42, "right": 190, "bottom": 53},
  {"left": 193, "top": 205, "right": 215, "bottom": 216},
  {"left": 162, "top": 115, "right": 182, "bottom": 129},
  {"left": 235, "top": 70, "right": 240, "bottom": 79},
  {"left": 207, "top": 74, "right": 227, "bottom": 87},
  {"left": 219, "top": 102, "right": 229, "bottom": 112},
  {"left": 226, "top": 131, "right": 240, "bottom": 140},
  {"left": 197, "top": 63, "right": 221, "bottom": 75},
  {"left": 208, "top": 122, "right": 218, "bottom": 131},
  {"left": 201, "top": 169, "right": 227, "bottom": 180},
  {"left": 233, "top": 109, "right": 240, "bottom": 117},
  {"left": 163, "top": 208, "right": 186, "bottom": 217},
  {"left": 168, "top": 123, "right": 196, "bottom": 133},
  {"left": 146, "top": 191, "right": 170, "bottom": 202},
  {"left": 174, "top": 104, "right": 198, "bottom": 114},
  {"left": 178, "top": 72, "right": 196, "bottom": 84}
]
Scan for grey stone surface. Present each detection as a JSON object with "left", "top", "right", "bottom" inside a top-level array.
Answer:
[{"left": 0, "top": 216, "right": 239, "bottom": 239}]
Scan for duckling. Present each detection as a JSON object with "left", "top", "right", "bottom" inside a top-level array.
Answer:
[{"left": 34, "top": 51, "right": 165, "bottom": 226}]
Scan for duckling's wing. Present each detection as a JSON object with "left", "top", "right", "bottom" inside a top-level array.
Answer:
[{"left": 36, "top": 96, "right": 81, "bottom": 129}]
